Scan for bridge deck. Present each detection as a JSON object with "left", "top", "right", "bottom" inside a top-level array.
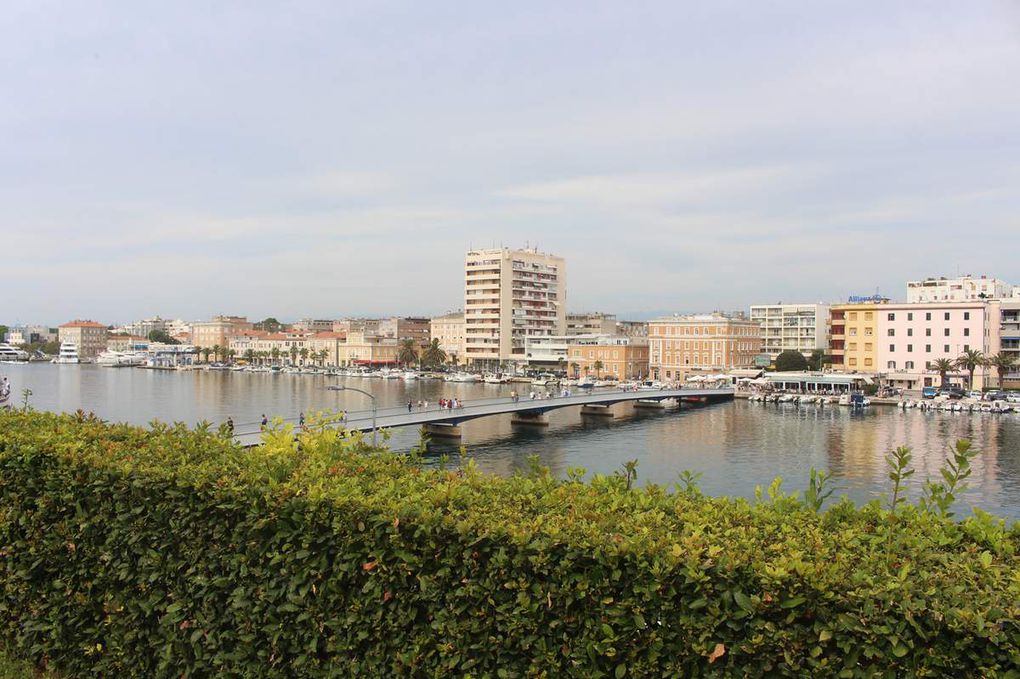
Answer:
[{"left": 233, "top": 388, "right": 734, "bottom": 447}]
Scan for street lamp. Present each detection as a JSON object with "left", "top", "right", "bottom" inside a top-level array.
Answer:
[{"left": 327, "top": 385, "right": 377, "bottom": 446}]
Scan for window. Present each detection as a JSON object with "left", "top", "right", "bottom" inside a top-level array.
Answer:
[
  {"left": 889, "top": 344, "right": 895, "bottom": 352},
  {"left": 888, "top": 329, "right": 895, "bottom": 336},
  {"left": 848, "top": 358, "right": 857, "bottom": 367},
  {"left": 864, "top": 327, "right": 873, "bottom": 336},
  {"left": 906, "top": 361, "right": 914, "bottom": 369},
  {"left": 864, "top": 358, "right": 873, "bottom": 367},
  {"left": 887, "top": 361, "right": 896, "bottom": 369},
  {"left": 849, "top": 312, "right": 858, "bottom": 321},
  {"left": 865, "top": 312, "right": 873, "bottom": 321},
  {"left": 944, "top": 328, "right": 950, "bottom": 337},
  {"left": 888, "top": 313, "right": 895, "bottom": 321},
  {"left": 964, "top": 311, "right": 970, "bottom": 320},
  {"left": 907, "top": 313, "right": 913, "bottom": 321},
  {"left": 907, "top": 344, "right": 913, "bottom": 352},
  {"left": 964, "top": 328, "right": 970, "bottom": 337},
  {"left": 925, "top": 344, "right": 931, "bottom": 352},
  {"left": 944, "top": 345, "right": 950, "bottom": 353},
  {"left": 907, "top": 328, "right": 913, "bottom": 336},
  {"left": 925, "top": 328, "right": 931, "bottom": 337},
  {"left": 865, "top": 343, "right": 873, "bottom": 351},
  {"left": 944, "top": 312, "right": 950, "bottom": 321},
  {"left": 848, "top": 342, "right": 857, "bottom": 351},
  {"left": 849, "top": 328, "right": 857, "bottom": 336},
  {"left": 926, "top": 312, "right": 932, "bottom": 321}
]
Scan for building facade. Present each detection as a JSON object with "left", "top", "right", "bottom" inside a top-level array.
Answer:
[
  {"left": 750, "top": 303, "right": 830, "bottom": 361},
  {"left": 829, "top": 302, "right": 883, "bottom": 372},
  {"left": 378, "top": 317, "right": 431, "bottom": 345},
  {"left": 4, "top": 325, "right": 57, "bottom": 346},
  {"left": 430, "top": 312, "right": 465, "bottom": 362},
  {"left": 568, "top": 336, "right": 649, "bottom": 380},
  {"left": 565, "top": 312, "right": 618, "bottom": 336},
  {"left": 464, "top": 247, "right": 566, "bottom": 366},
  {"left": 906, "top": 275, "right": 1014, "bottom": 303},
  {"left": 648, "top": 313, "right": 761, "bottom": 381},
  {"left": 58, "top": 320, "right": 109, "bottom": 360},
  {"left": 291, "top": 319, "right": 335, "bottom": 333},
  {"left": 191, "top": 316, "right": 253, "bottom": 349},
  {"left": 997, "top": 300, "right": 1020, "bottom": 388},
  {"left": 332, "top": 318, "right": 381, "bottom": 335}
]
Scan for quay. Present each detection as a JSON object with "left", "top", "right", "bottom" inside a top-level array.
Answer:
[{"left": 233, "top": 388, "right": 735, "bottom": 447}]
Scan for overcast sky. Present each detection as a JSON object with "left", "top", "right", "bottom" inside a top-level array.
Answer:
[{"left": 3, "top": 1, "right": 1019, "bottom": 325}]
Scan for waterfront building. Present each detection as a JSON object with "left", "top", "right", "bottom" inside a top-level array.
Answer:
[
  {"left": 464, "top": 246, "right": 566, "bottom": 367},
  {"left": 567, "top": 336, "right": 650, "bottom": 380},
  {"left": 648, "top": 313, "right": 762, "bottom": 381},
  {"left": 565, "top": 312, "right": 618, "bottom": 336},
  {"left": 191, "top": 316, "right": 253, "bottom": 349},
  {"left": 829, "top": 301, "right": 887, "bottom": 373},
  {"left": 616, "top": 320, "right": 649, "bottom": 338},
  {"left": 906, "top": 275, "right": 1015, "bottom": 303},
  {"left": 991, "top": 299, "right": 1019, "bottom": 389},
  {"left": 120, "top": 316, "right": 169, "bottom": 339},
  {"left": 304, "top": 332, "right": 345, "bottom": 366},
  {"left": 291, "top": 319, "right": 335, "bottom": 333},
  {"left": 166, "top": 319, "right": 193, "bottom": 337},
  {"left": 749, "top": 303, "right": 830, "bottom": 361},
  {"left": 58, "top": 320, "right": 109, "bottom": 360},
  {"left": 523, "top": 334, "right": 578, "bottom": 370},
  {"left": 4, "top": 325, "right": 57, "bottom": 346},
  {"left": 332, "top": 318, "right": 381, "bottom": 335},
  {"left": 106, "top": 335, "right": 149, "bottom": 352},
  {"left": 378, "top": 316, "right": 431, "bottom": 345},
  {"left": 430, "top": 312, "right": 465, "bottom": 363},
  {"left": 337, "top": 331, "right": 399, "bottom": 367}
]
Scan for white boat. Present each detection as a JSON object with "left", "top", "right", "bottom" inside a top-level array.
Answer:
[
  {"left": 446, "top": 372, "right": 480, "bottom": 383},
  {"left": 798, "top": 395, "right": 816, "bottom": 404},
  {"left": 576, "top": 375, "right": 596, "bottom": 389},
  {"left": 52, "top": 342, "right": 81, "bottom": 364},
  {"left": 593, "top": 379, "right": 618, "bottom": 388},
  {"left": 483, "top": 373, "right": 509, "bottom": 384},
  {"left": 402, "top": 371, "right": 419, "bottom": 381},
  {"left": 0, "top": 343, "right": 29, "bottom": 362},
  {"left": 96, "top": 350, "right": 145, "bottom": 367},
  {"left": 532, "top": 373, "right": 559, "bottom": 386}
]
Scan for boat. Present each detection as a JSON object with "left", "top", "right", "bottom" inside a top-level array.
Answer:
[
  {"left": 0, "top": 343, "right": 29, "bottom": 362},
  {"left": 96, "top": 350, "right": 145, "bottom": 367},
  {"left": 402, "top": 371, "right": 419, "bottom": 381},
  {"left": 446, "top": 372, "right": 480, "bottom": 383},
  {"left": 593, "top": 379, "right": 618, "bottom": 388},
  {"left": 576, "top": 375, "right": 596, "bottom": 389},
  {"left": 483, "top": 373, "right": 509, "bottom": 384},
  {"left": 531, "top": 373, "right": 559, "bottom": 386},
  {"left": 52, "top": 342, "right": 81, "bottom": 364}
]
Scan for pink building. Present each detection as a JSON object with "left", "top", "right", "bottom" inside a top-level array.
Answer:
[{"left": 878, "top": 302, "right": 996, "bottom": 391}]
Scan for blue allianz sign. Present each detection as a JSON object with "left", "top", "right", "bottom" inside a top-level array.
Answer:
[{"left": 847, "top": 294, "right": 887, "bottom": 303}]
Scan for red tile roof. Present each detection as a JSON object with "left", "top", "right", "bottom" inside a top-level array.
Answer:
[{"left": 60, "top": 320, "right": 106, "bottom": 328}]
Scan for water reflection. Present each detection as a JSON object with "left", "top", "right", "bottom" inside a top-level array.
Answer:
[{"left": 3, "top": 363, "right": 1019, "bottom": 519}]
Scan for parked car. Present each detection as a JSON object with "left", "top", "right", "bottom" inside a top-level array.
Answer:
[
  {"left": 939, "top": 387, "right": 966, "bottom": 400},
  {"left": 1007, "top": 393, "right": 1020, "bottom": 404},
  {"left": 921, "top": 386, "right": 939, "bottom": 399}
]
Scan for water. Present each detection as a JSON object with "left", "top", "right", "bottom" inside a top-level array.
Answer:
[{"left": 3, "top": 363, "right": 1020, "bottom": 520}]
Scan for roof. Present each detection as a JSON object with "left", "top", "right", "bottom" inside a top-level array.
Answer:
[
  {"left": 60, "top": 320, "right": 106, "bottom": 328},
  {"left": 310, "top": 332, "right": 346, "bottom": 339}
]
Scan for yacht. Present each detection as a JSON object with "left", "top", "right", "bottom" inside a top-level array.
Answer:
[
  {"left": 52, "top": 342, "right": 81, "bottom": 364},
  {"left": 96, "top": 350, "right": 145, "bottom": 367},
  {"left": 531, "top": 373, "right": 559, "bottom": 386},
  {"left": 0, "top": 343, "right": 29, "bottom": 363},
  {"left": 445, "top": 372, "right": 480, "bottom": 383},
  {"left": 402, "top": 371, "right": 419, "bottom": 381},
  {"left": 576, "top": 375, "right": 596, "bottom": 389},
  {"left": 483, "top": 373, "right": 509, "bottom": 384}
]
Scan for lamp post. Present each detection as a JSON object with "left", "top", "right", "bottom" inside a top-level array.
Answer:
[{"left": 328, "top": 385, "right": 377, "bottom": 446}]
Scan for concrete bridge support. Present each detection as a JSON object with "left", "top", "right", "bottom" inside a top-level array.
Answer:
[
  {"left": 425, "top": 423, "right": 463, "bottom": 438},
  {"left": 511, "top": 412, "right": 549, "bottom": 427},
  {"left": 633, "top": 399, "right": 668, "bottom": 410},
  {"left": 580, "top": 404, "right": 615, "bottom": 418}
]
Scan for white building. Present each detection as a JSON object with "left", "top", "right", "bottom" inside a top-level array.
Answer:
[
  {"left": 749, "top": 303, "right": 830, "bottom": 360},
  {"left": 906, "top": 275, "right": 1015, "bottom": 303},
  {"left": 525, "top": 334, "right": 605, "bottom": 370},
  {"left": 464, "top": 247, "right": 566, "bottom": 367},
  {"left": 430, "top": 312, "right": 465, "bottom": 362},
  {"left": 565, "top": 312, "right": 618, "bottom": 336}
]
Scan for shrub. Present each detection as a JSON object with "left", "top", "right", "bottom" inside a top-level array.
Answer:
[{"left": 0, "top": 410, "right": 1018, "bottom": 677}]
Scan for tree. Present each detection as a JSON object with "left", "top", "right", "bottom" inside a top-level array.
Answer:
[
  {"left": 244, "top": 348, "right": 255, "bottom": 364},
  {"left": 227, "top": 349, "right": 236, "bottom": 364},
  {"left": 319, "top": 349, "right": 329, "bottom": 366},
  {"left": 557, "top": 356, "right": 566, "bottom": 375},
  {"left": 254, "top": 318, "right": 283, "bottom": 333},
  {"left": 570, "top": 362, "right": 580, "bottom": 378},
  {"left": 398, "top": 339, "right": 418, "bottom": 366},
  {"left": 775, "top": 350, "right": 809, "bottom": 372},
  {"left": 201, "top": 347, "right": 212, "bottom": 363},
  {"left": 421, "top": 339, "right": 447, "bottom": 368},
  {"left": 211, "top": 344, "right": 222, "bottom": 363},
  {"left": 988, "top": 352, "right": 1017, "bottom": 389},
  {"left": 593, "top": 360, "right": 604, "bottom": 377},
  {"left": 0, "top": 325, "right": 7, "bottom": 342},
  {"left": 270, "top": 347, "right": 281, "bottom": 365},
  {"left": 289, "top": 346, "right": 299, "bottom": 365},
  {"left": 954, "top": 349, "right": 986, "bottom": 390},
  {"left": 146, "top": 329, "right": 179, "bottom": 345},
  {"left": 808, "top": 349, "right": 826, "bottom": 371},
  {"left": 931, "top": 358, "right": 954, "bottom": 387},
  {"left": 299, "top": 347, "right": 309, "bottom": 365}
]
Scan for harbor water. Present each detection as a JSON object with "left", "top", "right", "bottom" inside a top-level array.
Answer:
[{"left": 3, "top": 363, "right": 1019, "bottom": 520}]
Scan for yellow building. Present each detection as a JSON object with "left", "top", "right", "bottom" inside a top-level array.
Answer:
[
  {"left": 829, "top": 302, "right": 885, "bottom": 372},
  {"left": 430, "top": 312, "right": 465, "bottom": 363},
  {"left": 567, "top": 337, "right": 649, "bottom": 380}
]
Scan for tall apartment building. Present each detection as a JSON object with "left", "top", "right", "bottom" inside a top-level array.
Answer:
[
  {"left": 378, "top": 317, "right": 431, "bottom": 345},
  {"left": 749, "top": 303, "right": 830, "bottom": 360},
  {"left": 120, "top": 316, "right": 169, "bottom": 338},
  {"left": 565, "top": 312, "right": 618, "bottom": 336},
  {"left": 191, "top": 315, "right": 253, "bottom": 349},
  {"left": 464, "top": 247, "right": 566, "bottom": 366},
  {"left": 648, "top": 313, "right": 761, "bottom": 381},
  {"left": 430, "top": 312, "right": 465, "bottom": 361},
  {"left": 58, "top": 320, "right": 109, "bottom": 360},
  {"left": 998, "top": 300, "right": 1020, "bottom": 387},
  {"left": 906, "top": 275, "right": 1014, "bottom": 303}
]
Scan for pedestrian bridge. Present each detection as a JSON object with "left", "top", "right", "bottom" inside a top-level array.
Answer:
[{"left": 233, "top": 388, "right": 734, "bottom": 447}]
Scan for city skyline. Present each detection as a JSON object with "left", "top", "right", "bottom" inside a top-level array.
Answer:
[{"left": 3, "top": 2, "right": 1020, "bottom": 322}]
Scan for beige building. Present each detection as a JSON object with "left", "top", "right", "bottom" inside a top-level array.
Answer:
[
  {"left": 337, "top": 332, "right": 399, "bottom": 367},
  {"left": 568, "top": 336, "right": 649, "bottom": 380},
  {"left": 332, "top": 318, "right": 381, "bottom": 335},
  {"left": 192, "top": 315, "right": 253, "bottom": 349},
  {"left": 58, "top": 320, "right": 109, "bottom": 360},
  {"left": 464, "top": 247, "right": 566, "bottom": 366},
  {"left": 378, "top": 317, "right": 430, "bottom": 345},
  {"left": 565, "top": 312, "right": 618, "bottom": 336},
  {"left": 430, "top": 312, "right": 465, "bottom": 362},
  {"left": 292, "top": 319, "right": 335, "bottom": 333},
  {"left": 648, "top": 313, "right": 761, "bottom": 381}
]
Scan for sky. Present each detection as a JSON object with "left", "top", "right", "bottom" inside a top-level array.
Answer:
[{"left": 2, "top": 1, "right": 1019, "bottom": 325}]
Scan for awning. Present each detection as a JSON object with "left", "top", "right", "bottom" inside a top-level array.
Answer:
[{"left": 353, "top": 359, "right": 398, "bottom": 365}]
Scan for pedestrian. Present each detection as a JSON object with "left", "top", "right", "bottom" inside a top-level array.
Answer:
[
  {"left": 260, "top": 414, "right": 268, "bottom": 430},
  {"left": 407, "top": 399, "right": 413, "bottom": 413},
  {"left": 299, "top": 412, "right": 305, "bottom": 429},
  {"left": 226, "top": 416, "right": 234, "bottom": 435},
  {"left": 423, "top": 400, "right": 429, "bottom": 409}
]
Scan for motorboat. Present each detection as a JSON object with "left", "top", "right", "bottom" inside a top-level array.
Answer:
[
  {"left": 483, "top": 373, "right": 509, "bottom": 384},
  {"left": 0, "top": 343, "right": 29, "bottom": 363},
  {"left": 403, "top": 371, "right": 419, "bottom": 381},
  {"left": 96, "top": 350, "right": 145, "bottom": 367},
  {"left": 52, "top": 342, "right": 81, "bottom": 364},
  {"left": 531, "top": 373, "right": 559, "bottom": 386},
  {"left": 593, "top": 379, "right": 618, "bottom": 388},
  {"left": 446, "top": 372, "right": 480, "bottom": 383}
]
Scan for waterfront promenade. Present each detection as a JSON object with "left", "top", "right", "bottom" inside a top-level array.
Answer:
[{"left": 233, "top": 387, "right": 735, "bottom": 446}]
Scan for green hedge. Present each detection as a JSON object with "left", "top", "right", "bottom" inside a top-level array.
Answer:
[{"left": 0, "top": 410, "right": 1018, "bottom": 677}]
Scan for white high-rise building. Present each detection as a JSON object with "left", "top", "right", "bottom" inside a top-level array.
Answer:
[
  {"left": 464, "top": 247, "right": 566, "bottom": 366},
  {"left": 906, "top": 275, "right": 1014, "bottom": 303},
  {"left": 749, "top": 303, "right": 830, "bottom": 360}
]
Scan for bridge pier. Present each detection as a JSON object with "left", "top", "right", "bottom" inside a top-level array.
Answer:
[
  {"left": 633, "top": 399, "right": 667, "bottom": 410},
  {"left": 580, "top": 404, "right": 615, "bottom": 418},
  {"left": 511, "top": 412, "right": 549, "bottom": 427},
  {"left": 425, "top": 423, "right": 462, "bottom": 438}
]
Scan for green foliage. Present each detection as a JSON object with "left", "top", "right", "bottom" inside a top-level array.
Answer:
[
  {"left": 146, "top": 329, "right": 179, "bottom": 345},
  {"left": 886, "top": 446, "right": 915, "bottom": 511},
  {"left": 0, "top": 411, "right": 1018, "bottom": 677},
  {"left": 808, "top": 348, "right": 826, "bottom": 371},
  {"left": 921, "top": 439, "right": 979, "bottom": 519},
  {"left": 862, "top": 383, "right": 879, "bottom": 397},
  {"left": 803, "top": 468, "right": 836, "bottom": 513},
  {"left": 774, "top": 350, "right": 809, "bottom": 372}
]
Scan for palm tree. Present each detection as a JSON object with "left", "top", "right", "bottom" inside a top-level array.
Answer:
[
  {"left": 570, "top": 361, "right": 580, "bottom": 378},
  {"left": 244, "top": 348, "right": 255, "bottom": 364},
  {"left": 299, "top": 347, "right": 309, "bottom": 365},
  {"left": 954, "top": 349, "right": 986, "bottom": 390},
  {"left": 988, "top": 352, "right": 1017, "bottom": 389},
  {"left": 201, "top": 347, "right": 212, "bottom": 363},
  {"left": 448, "top": 352, "right": 458, "bottom": 367},
  {"left": 557, "top": 356, "right": 566, "bottom": 375},
  {"left": 317, "top": 349, "right": 329, "bottom": 366},
  {"left": 289, "top": 346, "right": 299, "bottom": 365},
  {"left": 227, "top": 349, "right": 236, "bottom": 364},
  {"left": 270, "top": 347, "right": 281, "bottom": 365},
  {"left": 593, "top": 360, "right": 604, "bottom": 378},
  {"left": 398, "top": 339, "right": 418, "bottom": 367},
  {"left": 211, "top": 344, "right": 222, "bottom": 362},
  {"left": 421, "top": 339, "right": 447, "bottom": 367},
  {"left": 930, "top": 358, "right": 954, "bottom": 388}
]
